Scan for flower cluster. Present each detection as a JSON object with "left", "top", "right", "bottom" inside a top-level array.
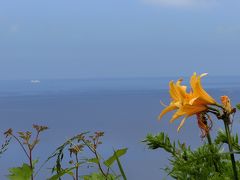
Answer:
[
  {"left": 159, "top": 73, "right": 217, "bottom": 132},
  {"left": 159, "top": 72, "right": 234, "bottom": 134}
]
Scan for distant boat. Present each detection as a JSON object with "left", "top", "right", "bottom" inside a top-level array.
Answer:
[{"left": 30, "top": 80, "right": 40, "bottom": 84}]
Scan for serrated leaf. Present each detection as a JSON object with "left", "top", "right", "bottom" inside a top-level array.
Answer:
[
  {"left": 104, "top": 148, "right": 127, "bottom": 168},
  {"left": 7, "top": 163, "right": 32, "bottom": 180}
]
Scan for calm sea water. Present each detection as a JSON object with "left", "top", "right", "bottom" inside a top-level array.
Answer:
[{"left": 0, "top": 76, "right": 240, "bottom": 180}]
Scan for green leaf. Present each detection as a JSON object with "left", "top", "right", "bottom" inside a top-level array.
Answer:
[
  {"left": 215, "top": 129, "right": 240, "bottom": 151},
  {"left": 142, "top": 133, "right": 180, "bottom": 155},
  {"left": 87, "top": 157, "right": 99, "bottom": 164},
  {"left": 38, "top": 132, "right": 89, "bottom": 176},
  {"left": 236, "top": 104, "right": 240, "bottom": 110},
  {"left": 114, "top": 149, "right": 127, "bottom": 180},
  {"left": 0, "top": 137, "right": 11, "bottom": 158},
  {"left": 7, "top": 163, "right": 32, "bottom": 180},
  {"left": 83, "top": 173, "right": 115, "bottom": 180},
  {"left": 32, "top": 159, "right": 38, "bottom": 167},
  {"left": 104, "top": 148, "right": 127, "bottom": 168},
  {"left": 48, "top": 167, "right": 76, "bottom": 180}
]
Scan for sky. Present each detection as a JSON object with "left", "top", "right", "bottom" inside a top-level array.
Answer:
[{"left": 0, "top": 0, "right": 240, "bottom": 80}]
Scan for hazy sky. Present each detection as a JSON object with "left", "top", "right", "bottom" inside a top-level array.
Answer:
[{"left": 0, "top": 0, "right": 240, "bottom": 80}]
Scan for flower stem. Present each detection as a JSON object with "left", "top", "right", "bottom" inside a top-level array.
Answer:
[
  {"left": 12, "top": 135, "right": 30, "bottom": 159},
  {"left": 206, "top": 132, "right": 219, "bottom": 173},
  {"left": 75, "top": 153, "right": 79, "bottom": 180},
  {"left": 223, "top": 118, "right": 238, "bottom": 180},
  {"left": 215, "top": 103, "right": 225, "bottom": 110},
  {"left": 29, "top": 149, "right": 34, "bottom": 180}
]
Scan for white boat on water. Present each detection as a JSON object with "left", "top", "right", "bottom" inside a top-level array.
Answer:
[{"left": 30, "top": 80, "right": 41, "bottom": 84}]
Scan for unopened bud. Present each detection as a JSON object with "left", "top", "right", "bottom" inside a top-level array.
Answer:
[{"left": 221, "top": 96, "right": 232, "bottom": 114}]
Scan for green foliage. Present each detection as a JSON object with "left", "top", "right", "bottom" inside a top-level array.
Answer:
[
  {"left": 87, "top": 157, "right": 99, "bottom": 164},
  {"left": 45, "top": 132, "right": 127, "bottom": 180},
  {"left": 83, "top": 172, "right": 115, "bottom": 180},
  {"left": 0, "top": 137, "right": 11, "bottom": 158},
  {"left": 215, "top": 129, "right": 240, "bottom": 151},
  {"left": 143, "top": 133, "right": 177, "bottom": 155},
  {"left": 143, "top": 132, "right": 240, "bottom": 179},
  {"left": 104, "top": 148, "right": 127, "bottom": 167},
  {"left": 113, "top": 149, "right": 127, "bottom": 180},
  {"left": 142, "top": 132, "right": 189, "bottom": 157},
  {"left": 7, "top": 163, "right": 32, "bottom": 180},
  {"left": 45, "top": 132, "right": 88, "bottom": 175},
  {"left": 4, "top": 129, "right": 127, "bottom": 180},
  {"left": 167, "top": 144, "right": 226, "bottom": 179},
  {"left": 215, "top": 129, "right": 229, "bottom": 145},
  {"left": 8, "top": 160, "right": 38, "bottom": 180},
  {"left": 4, "top": 125, "right": 48, "bottom": 180},
  {"left": 48, "top": 167, "right": 75, "bottom": 180},
  {"left": 236, "top": 104, "right": 240, "bottom": 111}
]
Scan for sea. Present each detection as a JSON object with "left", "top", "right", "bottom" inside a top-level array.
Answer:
[{"left": 0, "top": 76, "right": 240, "bottom": 180}]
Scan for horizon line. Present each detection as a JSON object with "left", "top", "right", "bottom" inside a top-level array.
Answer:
[{"left": 0, "top": 74, "right": 240, "bottom": 81}]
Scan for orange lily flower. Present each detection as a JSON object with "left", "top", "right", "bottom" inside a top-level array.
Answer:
[{"left": 159, "top": 73, "right": 216, "bottom": 131}]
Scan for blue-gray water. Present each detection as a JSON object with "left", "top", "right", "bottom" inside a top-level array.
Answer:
[{"left": 0, "top": 77, "right": 240, "bottom": 180}]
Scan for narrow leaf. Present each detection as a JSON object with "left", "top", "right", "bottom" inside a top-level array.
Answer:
[
  {"left": 88, "top": 157, "right": 99, "bottom": 164},
  {"left": 104, "top": 148, "right": 127, "bottom": 168},
  {"left": 48, "top": 167, "right": 76, "bottom": 180},
  {"left": 114, "top": 149, "right": 127, "bottom": 180}
]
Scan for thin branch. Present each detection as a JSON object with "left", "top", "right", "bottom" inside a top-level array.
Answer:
[{"left": 12, "top": 135, "right": 30, "bottom": 159}]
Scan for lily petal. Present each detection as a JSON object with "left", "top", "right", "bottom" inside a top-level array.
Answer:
[
  {"left": 181, "top": 104, "right": 207, "bottom": 116},
  {"left": 190, "top": 73, "right": 216, "bottom": 105},
  {"left": 158, "top": 105, "right": 177, "bottom": 120},
  {"left": 169, "top": 81, "right": 180, "bottom": 101},
  {"left": 169, "top": 109, "right": 185, "bottom": 123}
]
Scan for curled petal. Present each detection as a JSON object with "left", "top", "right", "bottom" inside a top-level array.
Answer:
[
  {"left": 169, "top": 81, "right": 180, "bottom": 101},
  {"left": 176, "top": 79, "right": 187, "bottom": 99},
  {"left": 169, "top": 109, "right": 185, "bottom": 123},
  {"left": 190, "top": 73, "right": 216, "bottom": 104},
  {"left": 158, "top": 105, "right": 177, "bottom": 120}
]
